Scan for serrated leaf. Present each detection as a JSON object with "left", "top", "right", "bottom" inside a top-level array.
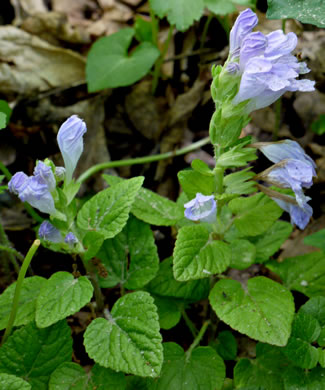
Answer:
[
  {"left": 77, "top": 177, "right": 144, "bottom": 239},
  {"left": 84, "top": 291, "right": 163, "bottom": 377},
  {"left": 178, "top": 169, "right": 215, "bottom": 199},
  {"left": 266, "top": 251, "right": 325, "bottom": 297},
  {"left": 153, "top": 295, "right": 181, "bottom": 330},
  {"left": 146, "top": 257, "right": 210, "bottom": 301},
  {"left": 299, "top": 297, "right": 325, "bottom": 326},
  {"left": 0, "top": 276, "right": 46, "bottom": 330},
  {"left": 266, "top": 0, "right": 325, "bottom": 28},
  {"left": 229, "top": 239, "right": 256, "bottom": 270},
  {"left": 0, "top": 374, "right": 31, "bottom": 390},
  {"left": 224, "top": 168, "right": 256, "bottom": 195},
  {"left": 149, "top": 0, "right": 170, "bottom": 18},
  {"left": 229, "top": 193, "right": 283, "bottom": 236},
  {"left": 82, "top": 231, "right": 105, "bottom": 261},
  {"left": 147, "top": 343, "right": 225, "bottom": 390},
  {"left": 0, "top": 321, "right": 72, "bottom": 390},
  {"left": 49, "top": 362, "right": 126, "bottom": 390},
  {"left": 86, "top": 28, "right": 160, "bottom": 92},
  {"left": 103, "top": 175, "right": 183, "bottom": 226},
  {"left": 304, "top": 229, "right": 325, "bottom": 251},
  {"left": 204, "top": 0, "right": 256, "bottom": 15},
  {"left": 209, "top": 277, "right": 295, "bottom": 346},
  {"left": 36, "top": 272, "right": 93, "bottom": 328},
  {"left": 173, "top": 225, "right": 231, "bottom": 281},
  {"left": 283, "top": 366, "right": 325, "bottom": 389},
  {"left": 191, "top": 159, "right": 214, "bottom": 176},
  {"left": 97, "top": 216, "right": 159, "bottom": 289}
]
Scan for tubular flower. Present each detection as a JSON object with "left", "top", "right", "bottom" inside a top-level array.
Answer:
[
  {"left": 272, "top": 196, "right": 313, "bottom": 230},
  {"left": 57, "top": 115, "right": 87, "bottom": 183},
  {"left": 39, "top": 221, "right": 63, "bottom": 243},
  {"left": 34, "top": 161, "right": 56, "bottom": 192},
  {"left": 184, "top": 193, "right": 217, "bottom": 223},
  {"left": 64, "top": 232, "right": 78, "bottom": 246}
]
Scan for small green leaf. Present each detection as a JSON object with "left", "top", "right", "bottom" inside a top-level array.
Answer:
[
  {"left": 229, "top": 239, "right": 256, "bottom": 270},
  {"left": 173, "top": 225, "right": 231, "bottom": 281},
  {"left": 299, "top": 297, "right": 325, "bottom": 326},
  {"left": 319, "top": 348, "right": 325, "bottom": 367},
  {"left": 209, "top": 277, "right": 295, "bottom": 346},
  {"left": 84, "top": 291, "right": 163, "bottom": 377},
  {"left": 97, "top": 215, "right": 159, "bottom": 289},
  {"left": 318, "top": 327, "right": 325, "bottom": 347},
  {"left": 153, "top": 295, "right": 181, "bottom": 330},
  {"left": 35, "top": 272, "right": 93, "bottom": 328},
  {"left": 191, "top": 159, "right": 214, "bottom": 176},
  {"left": 283, "top": 366, "right": 325, "bottom": 389},
  {"left": 266, "top": 0, "right": 325, "bottom": 28},
  {"left": 304, "top": 229, "right": 325, "bottom": 251},
  {"left": 224, "top": 168, "right": 256, "bottom": 195},
  {"left": 0, "top": 321, "right": 72, "bottom": 390},
  {"left": 213, "top": 330, "right": 237, "bottom": 360},
  {"left": 147, "top": 343, "right": 225, "bottom": 390},
  {"left": 86, "top": 28, "right": 160, "bottom": 92},
  {"left": 135, "top": 16, "right": 154, "bottom": 43},
  {"left": 0, "top": 374, "right": 31, "bottom": 390},
  {"left": 82, "top": 231, "right": 105, "bottom": 261},
  {"left": 266, "top": 251, "right": 325, "bottom": 297},
  {"left": 311, "top": 115, "right": 325, "bottom": 135},
  {"left": 149, "top": 0, "right": 170, "bottom": 18},
  {"left": 228, "top": 193, "right": 283, "bottom": 236},
  {"left": 0, "top": 276, "right": 46, "bottom": 330},
  {"left": 103, "top": 175, "right": 183, "bottom": 226},
  {"left": 77, "top": 177, "right": 144, "bottom": 239},
  {"left": 146, "top": 257, "right": 210, "bottom": 301},
  {"left": 178, "top": 169, "right": 215, "bottom": 199},
  {"left": 0, "top": 112, "right": 6, "bottom": 129},
  {"left": 0, "top": 100, "right": 12, "bottom": 129}
]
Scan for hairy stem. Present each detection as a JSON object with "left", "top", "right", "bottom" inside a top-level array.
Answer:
[{"left": 1, "top": 239, "right": 40, "bottom": 345}]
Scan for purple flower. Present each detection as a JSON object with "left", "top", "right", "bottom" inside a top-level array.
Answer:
[
  {"left": 39, "top": 221, "right": 63, "bottom": 243},
  {"left": 64, "top": 232, "right": 78, "bottom": 246},
  {"left": 184, "top": 193, "right": 217, "bottom": 223},
  {"left": 229, "top": 8, "right": 258, "bottom": 58},
  {"left": 55, "top": 166, "right": 65, "bottom": 181},
  {"left": 34, "top": 161, "right": 56, "bottom": 191},
  {"left": 8, "top": 172, "right": 29, "bottom": 195},
  {"left": 239, "top": 32, "right": 267, "bottom": 69},
  {"left": 273, "top": 197, "right": 312, "bottom": 230},
  {"left": 57, "top": 115, "right": 87, "bottom": 183}
]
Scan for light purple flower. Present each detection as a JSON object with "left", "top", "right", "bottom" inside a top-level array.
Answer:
[
  {"left": 34, "top": 161, "right": 56, "bottom": 191},
  {"left": 273, "top": 197, "right": 312, "bottom": 230},
  {"left": 57, "top": 115, "right": 87, "bottom": 183},
  {"left": 184, "top": 193, "right": 217, "bottom": 223},
  {"left": 55, "top": 166, "right": 66, "bottom": 181},
  {"left": 8, "top": 172, "right": 29, "bottom": 195},
  {"left": 64, "top": 232, "right": 78, "bottom": 246},
  {"left": 229, "top": 8, "right": 258, "bottom": 58},
  {"left": 39, "top": 221, "right": 63, "bottom": 243},
  {"left": 239, "top": 32, "right": 267, "bottom": 69}
]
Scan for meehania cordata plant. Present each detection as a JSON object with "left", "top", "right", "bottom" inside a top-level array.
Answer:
[{"left": 1, "top": 8, "right": 324, "bottom": 390}]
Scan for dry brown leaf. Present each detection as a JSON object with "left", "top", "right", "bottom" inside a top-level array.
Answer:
[{"left": 0, "top": 26, "right": 85, "bottom": 95}]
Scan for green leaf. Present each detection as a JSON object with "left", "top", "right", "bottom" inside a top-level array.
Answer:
[
  {"left": 173, "top": 225, "right": 231, "bottom": 281},
  {"left": 191, "top": 159, "right": 214, "bottom": 176},
  {"left": 318, "top": 327, "right": 325, "bottom": 347},
  {"left": 215, "top": 144, "right": 257, "bottom": 167},
  {"left": 228, "top": 193, "right": 283, "bottom": 236},
  {"left": 266, "top": 0, "right": 325, "bottom": 28},
  {"left": 251, "top": 221, "right": 292, "bottom": 263},
  {"left": 204, "top": 0, "right": 256, "bottom": 15},
  {"left": 311, "top": 114, "right": 325, "bottom": 135},
  {"left": 178, "top": 169, "right": 215, "bottom": 199},
  {"left": 145, "top": 257, "right": 210, "bottom": 301},
  {"left": 35, "top": 272, "right": 93, "bottom": 328},
  {"left": 224, "top": 168, "right": 256, "bottom": 195},
  {"left": 103, "top": 175, "right": 183, "bottom": 226},
  {"left": 213, "top": 330, "right": 237, "bottom": 360},
  {"left": 153, "top": 295, "right": 181, "bottom": 330},
  {"left": 0, "top": 276, "right": 46, "bottom": 330},
  {"left": 282, "top": 312, "right": 320, "bottom": 369},
  {"left": 126, "top": 376, "right": 148, "bottom": 390},
  {"left": 229, "top": 239, "right": 256, "bottom": 270},
  {"left": 77, "top": 177, "right": 144, "bottom": 239},
  {"left": 86, "top": 28, "right": 160, "bottom": 92},
  {"left": 134, "top": 16, "right": 155, "bottom": 43},
  {"left": 0, "top": 321, "right": 72, "bottom": 390},
  {"left": 0, "top": 100, "right": 12, "bottom": 129},
  {"left": 149, "top": 0, "right": 170, "bottom": 18},
  {"left": 82, "top": 231, "right": 105, "bottom": 261},
  {"left": 299, "top": 297, "right": 325, "bottom": 326},
  {"left": 147, "top": 343, "right": 225, "bottom": 390},
  {"left": 209, "top": 277, "right": 295, "bottom": 346},
  {"left": 0, "top": 374, "right": 31, "bottom": 390},
  {"left": 319, "top": 348, "right": 325, "bottom": 367},
  {"left": 0, "top": 112, "right": 6, "bottom": 129},
  {"left": 266, "top": 251, "right": 325, "bottom": 297},
  {"left": 304, "top": 229, "right": 325, "bottom": 251},
  {"left": 283, "top": 366, "right": 325, "bottom": 389},
  {"left": 234, "top": 343, "right": 289, "bottom": 390},
  {"left": 84, "top": 291, "right": 163, "bottom": 377},
  {"left": 97, "top": 215, "right": 159, "bottom": 289},
  {"left": 49, "top": 362, "right": 126, "bottom": 390}
]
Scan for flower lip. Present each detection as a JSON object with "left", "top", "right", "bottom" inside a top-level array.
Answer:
[
  {"left": 34, "top": 161, "right": 56, "bottom": 192},
  {"left": 184, "top": 193, "right": 217, "bottom": 222},
  {"left": 8, "top": 172, "right": 29, "bottom": 195},
  {"left": 229, "top": 8, "right": 258, "bottom": 56}
]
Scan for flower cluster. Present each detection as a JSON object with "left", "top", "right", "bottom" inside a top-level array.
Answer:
[
  {"left": 184, "top": 193, "right": 217, "bottom": 223},
  {"left": 39, "top": 221, "right": 78, "bottom": 246},
  {"left": 256, "top": 140, "right": 316, "bottom": 229},
  {"left": 227, "top": 9, "right": 315, "bottom": 113}
]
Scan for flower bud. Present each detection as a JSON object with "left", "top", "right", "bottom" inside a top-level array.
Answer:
[{"left": 64, "top": 232, "right": 78, "bottom": 246}]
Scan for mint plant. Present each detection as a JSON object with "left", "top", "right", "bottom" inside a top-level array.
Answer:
[{"left": 0, "top": 7, "right": 324, "bottom": 390}]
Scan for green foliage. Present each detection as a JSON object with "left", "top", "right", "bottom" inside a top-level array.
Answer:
[
  {"left": 82, "top": 231, "right": 105, "bottom": 260},
  {"left": 35, "top": 272, "right": 93, "bottom": 328},
  {"left": 209, "top": 277, "right": 295, "bottom": 346},
  {"left": 266, "top": 251, "right": 325, "bottom": 297},
  {"left": 77, "top": 177, "right": 144, "bottom": 239},
  {"left": 178, "top": 169, "right": 215, "bottom": 199},
  {"left": 84, "top": 291, "right": 163, "bottom": 377},
  {"left": 224, "top": 168, "right": 256, "bottom": 195},
  {"left": 86, "top": 28, "right": 160, "bottom": 92},
  {"left": 0, "top": 276, "right": 46, "bottom": 330},
  {"left": 311, "top": 114, "right": 325, "bottom": 135},
  {"left": 153, "top": 295, "right": 182, "bottom": 330},
  {"left": 0, "top": 321, "right": 72, "bottom": 390},
  {"left": 173, "top": 225, "right": 231, "bottom": 281},
  {"left": 229, "top": 239, "right": 256, "bottom": 270},
  {"left": 147, "top": 342, "right": 225, "bottom": 390},
  {"left": 213, "top": 330, "right": 238, "bottom": 360},
  {"left": 216, "top": 144, "right": 257, "bottom": 168},
  {"left": 134, "top": 16, "right": 155, "bottom": 43},
  {"left": 284, "top": 366, "right": 325, "bottom": 389},
  {"left": 97, "top": 215, "right": 159, "bottom": 289},
  {"left": 266, "top": 0, "right": 325, "bottom": 28},
  {"left": 0, "top": 374, "right": 31, "bottom": 390},
  {"left": 103, "top": 175, "right": 183, "bottom": 226},
  {"left": 0, "top": 100, "right": 12, "bottom": 130},
  {"left": 304, "top": 229, "right": 325, "bottom": 251},
  {"left": 299, "top": 297, "right": 325, "bottom": 326},
  {"left": 204, "top": 0, "right": 256, "bottom": 15},
  {"left": 49, "top": 362, "right": 126, "bottom": 390}
]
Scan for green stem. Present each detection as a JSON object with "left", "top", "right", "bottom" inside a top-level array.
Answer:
[
  {"left": 1, "top": 239, "right": 40, "bottom": 345},
  {"left": 181, "top": 309, "right": 198, "bottom": 338},
  {"left": 213, "top": 166, "right": 224, "bottom": 194},
  {"left": 200, "top": 14, "right": 213, "bottom": 50},
  {"left": 0, "top": 161, "right": 11, "bottom": 181},
  {"left": 0, "top": 223, "right": 20, "bottom": 274},
  {"left": 0, "top": 244, "right": 24, "bottom": 262},
  {"left": 152, "top": 24, "right": 174, "bottom": 94},
  {"left": 77, "top": 137, "right": 211, "bottom": 184},
  {"left": 185, "top": 320, "right": 211, "bottom": 360}
]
